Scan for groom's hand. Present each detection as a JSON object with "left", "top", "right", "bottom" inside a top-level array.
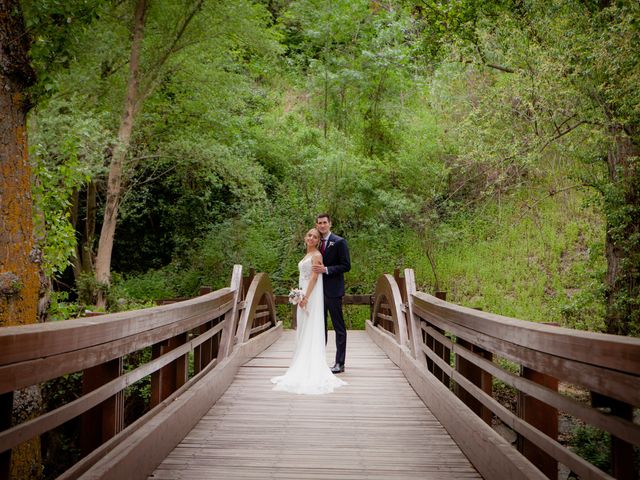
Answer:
[{"left": 312, "top": 264, "right": 327, "bottom": 274}]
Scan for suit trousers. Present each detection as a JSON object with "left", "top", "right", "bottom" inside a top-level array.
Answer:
[{"left": 324, "top": 295, "right": 346, "bottom": 365}]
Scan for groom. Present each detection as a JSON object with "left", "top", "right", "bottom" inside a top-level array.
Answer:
[{"left": 313, "top": 213, "right": 351, "bottom": 374}]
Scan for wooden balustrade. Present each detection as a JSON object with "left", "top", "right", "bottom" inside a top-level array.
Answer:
[
  {"left": 368, "top": 268, "right": 640, "bottom": 480},
  {"left": 3, "top": 264, "right": 638, "bottom": 480},
  {"left": 0, "top": 265, "right": 282, "bottom": 480}
]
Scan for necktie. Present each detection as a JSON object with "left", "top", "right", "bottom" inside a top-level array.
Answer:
[{"left": 320, "top": 238, "right": 326, "bottom": 254}]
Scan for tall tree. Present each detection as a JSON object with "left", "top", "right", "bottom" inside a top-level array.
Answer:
[
  {"left": 94, "top": 0, "right": 149, "bottom": 306},
  {"left": 0, "top": 2, "right": 42, "bottom": 478},
  {"left": 94, "top": 0, "right": 207, "bottom": 307},
  {"left": 0, "top": 1, "right": 39, "bottom": 325}
]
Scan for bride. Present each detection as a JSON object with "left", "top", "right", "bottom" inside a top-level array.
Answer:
[{"left": 271, "top": 228, "right": 347, "bottom": 395}]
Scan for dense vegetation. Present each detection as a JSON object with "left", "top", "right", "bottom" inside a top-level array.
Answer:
[
  {"left": 1, "top": 1, "right": 637, "bottom": 331},
  {"left": 1, "top": 1, "right": 638, "bottom": 478}
]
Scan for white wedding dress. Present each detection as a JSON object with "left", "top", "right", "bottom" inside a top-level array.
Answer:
[{"left": 271, "top": 254, "right": 347, "bottom": 395}]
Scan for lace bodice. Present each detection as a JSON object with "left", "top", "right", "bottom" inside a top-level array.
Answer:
[{"left": 298, "top": 255, "right": 313, "bottom": 283}]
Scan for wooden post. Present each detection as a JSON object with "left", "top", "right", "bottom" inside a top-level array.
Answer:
[
  {"left": 591, "top": 392, "right": 635, "bottom": 480},
  {"left": 453, "top": 307, "right": 492, "bottom": 424},
  {"left": 517, "top": 367, "right": 558, "bottom": 479},
  {"left": 150, "top": 333, "right": 188, "bottom": 407},
  {"left": 291, "top": 304, "right": 297, "bottom": 330},
  {"left": 201, "top": 321, "right": 214, "bottom": 371},
  {"left": 369, "top": 295, "right": 374, "bottom": 324},
  {"left": 454, "top": 339, "right": 493, "bottom": 425},
  {"left": 516, "top": 321, "right": 559, "bottom": 479},
  {"left": 193, "top": 322, "right": 208, "bottom": 375},
  {"left": 403, "top": 269, "right": 425, "bottom": 364},
  {"left": 243, "top": 268, "right": 256, "bottom": 297},
  {"left": 429, "top": 291, "right": 450, "bottom": 387},
  {"left": 80, "top": 358, "right": 124, "bottom": 454},
  {"left": 218, "top": 264, "right": 243, "bottom": 360},
  {"left": 393, "top": 268, "right": 407, "bottom": 340},
  {"left": 0, "top": 392, "right": 12, "bottom": 479},
  {"left": 211, "top": 319, "right": 221, "bottom": 359},
  {"left": 610, "top": 400, "right": 634, "bottom": 480},
  {"left": 393, "top": 268, "right": 406, "bottom": 301},
  {"left": 198, "top": 286, "right": 212, "bottom": 295}
]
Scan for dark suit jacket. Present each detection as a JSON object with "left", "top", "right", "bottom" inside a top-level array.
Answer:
[{"left": 321, "top": 233, "right": 351, "bottom": 298}]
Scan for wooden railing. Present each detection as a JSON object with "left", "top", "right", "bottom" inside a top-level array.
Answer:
[
  {"left": 275, "top": 294, "right": 373, "bottom": 328},
  {"left": 0, "top": 265, "right": 282, "bottom": 480},
  {"left": 4, "top": 264, "right": 637, "bottom": 479},
  {"left": 368, "top": 268, "right": 640, "bottom": 480}
]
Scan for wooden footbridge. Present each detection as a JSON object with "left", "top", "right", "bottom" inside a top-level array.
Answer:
[{"left": 1, "top": 266, "right": 639, "bottom": 480}]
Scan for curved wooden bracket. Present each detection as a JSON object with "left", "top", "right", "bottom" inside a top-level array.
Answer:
[
  {"left": 403, "top": 268, "right": 425, "bottom": 364},
  {"left": 217, "top": 265, "right": 243, "bottom": 361},
  {"left": 235, "top": 273, "right": 277, "bottom": 344},
  {"left": 372, "top": 274, "right": 408, "bottom": 347}
]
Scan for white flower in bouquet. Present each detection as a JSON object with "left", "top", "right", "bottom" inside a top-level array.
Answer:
[{"left": 288, "top": 288, "right": 305, "bottom": 305}]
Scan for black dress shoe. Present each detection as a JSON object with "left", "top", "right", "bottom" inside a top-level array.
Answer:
[{"left": 331, "top": 363, "right": 345, "bottom": 374}]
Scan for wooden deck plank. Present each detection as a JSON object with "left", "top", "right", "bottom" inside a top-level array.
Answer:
[{"left": 149, "top": 331, "right": 481, "bottom": 480}]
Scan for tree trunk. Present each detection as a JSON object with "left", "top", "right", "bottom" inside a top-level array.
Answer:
[
  {"left": 604, "top": 126, "right": 640, "bottom": 335},
  {"left": 84, "top": 181, "right": 97, "bottom": 274},
  {"left": 71, "top": 182, "right": 97, "bottom": 288},
  {"left": 94, "top": 0, "right": 148, "bottom": 308},
  {"left": 0, "top": 0, "right": 38, "bottom": 325},
  {"left": 70, "top": 187, "right": 82, "bottom": 280},
  {"left": 0, "top": 1, "right": 43, "bottom": 477}
]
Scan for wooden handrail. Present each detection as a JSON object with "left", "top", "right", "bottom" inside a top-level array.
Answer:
[
  {"left": 0, "top": 288, "right": 233, "bottom": 366},
  {"left": 368, "top": 269, "right": 640, "bottom": 480},
  {"left": 412, "top": 296, "right": 640, "bottom": 406},
  {"left": 0, "top": 295, "right": 235, "bottom": 395},
  {"left": 0, "top": 265, "right": 282, "bottom": 479},
  {"left": 412, "top": 291, "right": 640, "bottom": 375}
]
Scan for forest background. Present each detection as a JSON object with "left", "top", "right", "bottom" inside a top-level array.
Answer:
[
  {"left": 1, "top": 0, "right": 639, "bottom": 477},
  {"left": 2, "top": 0, "right": 639, "bottom": 334}
]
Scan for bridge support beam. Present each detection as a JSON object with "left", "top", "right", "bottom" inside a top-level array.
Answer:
[
  {"left": 0, "top": 392, "right": 12, "bottom": 479},
  {"left": 151, "top": 333, "right": 188, "bottom": 407},
  {"left": 454, "top": 339, "right": 493, "bottom": 425},
  {"left": 81, "top": 358, "right": 124, "bottom": 454},
  {"left": 517, "top": 367, "right": 558, "bottom": 479},
  {"left": 591, "top": 392, "right": 635, "bottom": 480},
  {"left": 426, "top": 292, "right": 451, "bottom": 388},
  {"left": 193, "top": 321, "right": 212, "bottom": 375}
]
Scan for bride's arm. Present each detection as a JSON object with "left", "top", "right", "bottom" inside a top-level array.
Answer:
[{"left": 300, "top": 253, "right": 323, "bottom": 308}]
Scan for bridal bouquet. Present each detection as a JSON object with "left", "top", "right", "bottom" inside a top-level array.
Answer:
[{"left": 288, "top": 288, "right": 305, "bottom": 305}]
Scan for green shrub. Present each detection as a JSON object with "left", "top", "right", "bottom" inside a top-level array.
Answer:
[{"left": 570, "top": 425, "right": 610, "bottom": 472}]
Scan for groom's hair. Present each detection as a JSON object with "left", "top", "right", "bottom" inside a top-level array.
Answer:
[{"left": 316, "top": 213, "right": 331, "bottom": 222}]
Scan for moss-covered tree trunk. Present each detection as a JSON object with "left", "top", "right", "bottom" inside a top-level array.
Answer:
[
  {"left": 0, "top": 1, "right": 38, "bottom": 325},
  {"left": 0, "top": 1, "right": 43, "bottom": 478}
]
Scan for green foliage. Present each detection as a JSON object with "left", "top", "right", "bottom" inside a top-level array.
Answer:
[
  {"left": 30, "top": 95, "right": 110, "bottom": 276},
  {"left": 111, "top": 270, "right": 179, "bottom": 303},
  {"left": 22, "top": 0, "right": 108, "bottom": 102},
  {"left": 47, "top": 291, "right": 82, "bottom": 321},
  {"left": 40, "top": 372, "right": 82, "bottom": 479},
  {"left": 25, "top": 0, "right": 638, "bottom": 340},
  {"left": 428, "top": 190, "right": 606, "bottom": 328},
  {"left": 74, "top": 272, "right": 102, "bottom": 307},
  {"left": 570, "top": 424, "right": 611, "bottom": 472},
  {"left": 122, "top": 348, "right": 153, "bottom": 425}
]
